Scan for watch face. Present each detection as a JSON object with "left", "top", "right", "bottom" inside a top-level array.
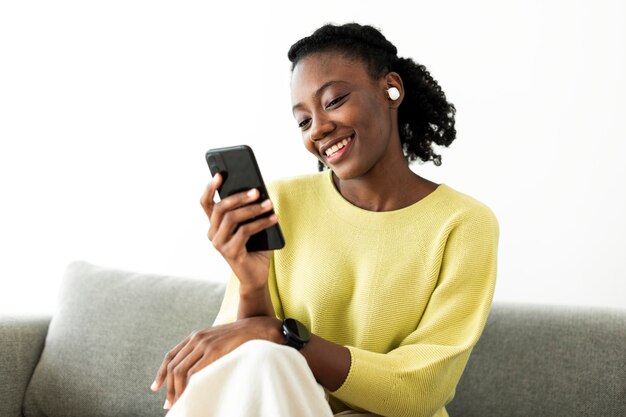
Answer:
[{"left": 284, "top": 318, "right": 310, "bottom": 343}]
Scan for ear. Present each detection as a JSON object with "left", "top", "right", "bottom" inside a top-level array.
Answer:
[{"left": 384, "top": 72, "right": 404, "bottom": 108}]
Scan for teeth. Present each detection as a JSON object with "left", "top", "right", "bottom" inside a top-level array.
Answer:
[{"left": 325, "top": 137, "right": 352, "bottom": 156}]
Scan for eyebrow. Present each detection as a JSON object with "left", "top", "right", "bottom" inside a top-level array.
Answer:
[{"left": 292, "top": 80, "right": 347, "bottom": 114}]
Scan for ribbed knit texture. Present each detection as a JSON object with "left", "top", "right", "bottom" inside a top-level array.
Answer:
[{"left": 214, "top": 171, "right": 499, "bottom": 417}]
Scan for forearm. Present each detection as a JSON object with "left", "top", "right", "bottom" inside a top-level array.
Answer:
[
  {"left": 300, "top": 333, "right": 351, "bottom": 392},
  {"left": 261, "top": 320, "right": 350, "bottom": 391}
]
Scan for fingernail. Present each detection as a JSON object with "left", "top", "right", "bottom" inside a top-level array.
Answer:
[
  {"left": 164, "top": 399, "right": 171, "bottom": 410},
  {"left": 261, "top": 199, "right": 271, "bottom": 208},
  {"left": 150, "top": 381, "right": 158, "bottom": 391},
  {"left": 247, "top": 189, "right": 257, "bottom": 197}
]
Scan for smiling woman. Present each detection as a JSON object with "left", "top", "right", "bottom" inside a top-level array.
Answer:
[
  {"left": 151, "top": 22, "right": 499, "bottom": 417},
  {"left": 288, "top": 34, "right": 451, "bottom": 211}
]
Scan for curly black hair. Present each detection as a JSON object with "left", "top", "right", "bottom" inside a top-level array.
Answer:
[{"left": 288, "top": 23, "right": 456, "bottom": 171}]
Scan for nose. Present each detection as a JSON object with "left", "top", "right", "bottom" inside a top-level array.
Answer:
[{"left": 309, "top": 113, "right": 335, "bottom": 142}]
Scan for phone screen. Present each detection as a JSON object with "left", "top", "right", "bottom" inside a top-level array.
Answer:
[{"left": 205, "top": 145, "right": 285, "bottom": 252}]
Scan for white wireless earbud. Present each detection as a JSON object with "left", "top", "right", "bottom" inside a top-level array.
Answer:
[{"left": 387, "top": 87, "right": 400, "bottom": 101}]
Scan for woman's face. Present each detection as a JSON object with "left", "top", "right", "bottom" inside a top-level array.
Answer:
[{"left": 290, "top": 51, "right": 401, "bottom": 181}]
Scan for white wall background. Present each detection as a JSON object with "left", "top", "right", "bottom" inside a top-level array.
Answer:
[{"left": 1, "top": 0, "right": 624, "bottom": 314}]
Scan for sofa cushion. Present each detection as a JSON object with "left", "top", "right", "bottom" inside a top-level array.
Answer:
[
  {"left": 0, "top": 316, "right": 50, "bottom": 417},
  {"left": 23, "top": 261, "right": 226, "bottom": 417},
  {"left": 447, "top": 302, "right": 626, "bottom": 417}
]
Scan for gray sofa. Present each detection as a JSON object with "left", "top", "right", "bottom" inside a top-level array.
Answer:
[{"left": 1, "top": 261, "right": 624, "bottom": 417}]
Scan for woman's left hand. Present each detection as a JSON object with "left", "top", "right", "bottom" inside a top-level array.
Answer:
[{"left": 150, "top": 316, "right": 283, "bottom": 409}]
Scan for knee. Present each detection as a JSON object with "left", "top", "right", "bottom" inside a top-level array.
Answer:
[
  {"left": 234, "top": 339, "right": 291, "bottom": 357},
  {"left": 234, "top": 339, "right": 304, "bottom": 369}
]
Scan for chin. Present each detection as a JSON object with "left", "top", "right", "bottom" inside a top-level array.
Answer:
[{"left": 328, "top": 164, "right": 366, "bottom": 182}]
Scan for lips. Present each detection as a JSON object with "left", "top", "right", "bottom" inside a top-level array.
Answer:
[
  {"left": 321, "top": 135, "right": 354, "bottom": 164},
  {"left": 324, "top": 137, "right": 352, "bottom": 157}
]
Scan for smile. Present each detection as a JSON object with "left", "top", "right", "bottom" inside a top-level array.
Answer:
[{"left": 324, "top": 136, "right": 353, "bottom": 158}]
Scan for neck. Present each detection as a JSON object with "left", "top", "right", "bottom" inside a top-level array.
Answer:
[{"left": 332, "top": 164, "right": 438, "bottom": 212}]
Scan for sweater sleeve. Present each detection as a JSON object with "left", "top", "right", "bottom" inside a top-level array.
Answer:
[
  {"left": 211, "top": 272, "right": 240, "bottom": 326},
  {"left": 331, "top": 206, "right": 499, "bottom": 417}
]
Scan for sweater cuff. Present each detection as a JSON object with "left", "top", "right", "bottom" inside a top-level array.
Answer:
[{"left": 331, "top": 346, "right": 385, "bottom": 412}]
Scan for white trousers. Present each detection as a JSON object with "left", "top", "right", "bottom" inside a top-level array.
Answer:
[{"left": 165, "top": 339, "right": 378, "bottom": 417}]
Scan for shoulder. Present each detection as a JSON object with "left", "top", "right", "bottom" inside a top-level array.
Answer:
[
  {"left": 265, "top": 172, "right": 329, "bottom": 226},
  {"left": 437, "top": 185, "right": 496, "bottom": 216},
  {"left": 266, "top": 172, "right": 326, "bottom": 200},
  {"left": 435, "top": 185, "right": 499, "bottom": 235}
]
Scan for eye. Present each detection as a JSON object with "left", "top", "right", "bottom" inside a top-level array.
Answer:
[
  {"left": 297, "top": 118, "right": 311, "bottom": 130},
  {"left": 325, "top": 93, "right": 349, "bottom": 109}
]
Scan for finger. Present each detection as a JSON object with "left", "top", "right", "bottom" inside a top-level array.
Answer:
[
  {"left": 212, "top": 188, "right": 261, "bottom": 217},
  {"left": 225, "top": 214, "right": 279, "bottom": 251},
  {"left": 200, "top": 173, "right": 223, "bottom": 218},
  {"left": 238, "top": 213, "right": 279, "bottom": 237},
  {"left": 165, "top": 344, "right": 195, "bottom": 408},
  {"left": 215, "top": 199, "right": 274, "bottom": 240},
  {"left": 164, "top": 330, "right": 206, "bottom": 408},
  {"left": 182, "top": 332, "right": 233, "bottom": 391},
  {"left": 211, "top": 205, "right": 277, "bottom": 255},
  {"left": 165, "top": 358, "right": 177, "bottom": 408},
  {"left": 184, "top": 356, "right": 214, "bottom": 391},
  {"left": 173, "top": 348, "right": 205, "bottom": 403},
  {"left": 207, "top": 188, "right": 262, "bottom": 242},
  {"left": 151, "top": 337, "right": 190, "bottom": 392}
]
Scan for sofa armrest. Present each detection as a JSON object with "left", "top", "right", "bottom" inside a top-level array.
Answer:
[{"left": 0, "top": 315, "right": 51, "bottom": 417}]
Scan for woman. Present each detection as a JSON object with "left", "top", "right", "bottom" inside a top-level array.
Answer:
[{"left": 151, "top": 22, "right": 498, "bottom": 417}]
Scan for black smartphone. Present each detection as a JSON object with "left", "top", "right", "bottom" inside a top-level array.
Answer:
[{"left": 205, "top": 145, "right": 285, "bottom": 252}]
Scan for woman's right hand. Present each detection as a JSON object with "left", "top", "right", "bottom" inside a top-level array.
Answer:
[{"left": 200, "top": 173, "right": 278, "bottom": 294}]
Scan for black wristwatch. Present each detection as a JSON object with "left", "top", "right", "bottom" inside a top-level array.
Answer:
[{"left": 282, "top": 318, "right": 310, "bottom": 350}]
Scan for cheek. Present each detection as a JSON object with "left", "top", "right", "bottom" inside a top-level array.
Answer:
[
  {"left": 302, "top": 135, "right": 320, "bottom": 159},
  {"left": 366, "top": 99, "right": 393, "bottom": 141},
  {"left": 353, "top": 96, "right": 385, "bottom": 132}
]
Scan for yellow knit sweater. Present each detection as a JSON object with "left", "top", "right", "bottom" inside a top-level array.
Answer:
[{"left": 214, "top": 171, "right": 499, "bottom": 417}]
